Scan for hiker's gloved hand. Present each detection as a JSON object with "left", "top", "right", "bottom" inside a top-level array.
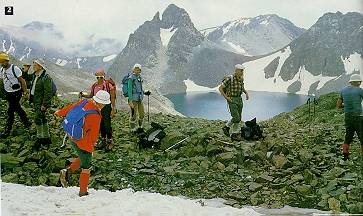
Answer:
[{"left": 144, "top": 91, "right": 151, "bottom": 96}]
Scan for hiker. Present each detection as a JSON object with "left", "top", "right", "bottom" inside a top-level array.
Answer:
[
  {"left": 219, "top": 64, "right": 250, "bottom": 141},
  {"left": 128, "top": 63, "right": 145, "bottom": 133},
  {"left": 29, "top": 58, "right": 53, "bottom": 149},
  {"left": 55, "top": 90, "right": 110, "bottom": 197},
  {"left": 79, "top": 68, "right": 116, "bottom": 150},
  {"left": 0, "top": 52, "right": 30, "bottom": 138},
  {"left": 336, "top": 74, "right": 363, "bottom": 160},
  {"left": 21, "top": 62, "right": 33, "bottom": 89}
]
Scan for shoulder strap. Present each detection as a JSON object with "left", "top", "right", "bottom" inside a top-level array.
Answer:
[{"left": 11, "top": 65, "right": 17, "bottom": 78}]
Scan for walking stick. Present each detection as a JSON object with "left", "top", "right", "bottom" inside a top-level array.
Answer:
[
  {"left": 148, "top": 94, "right": 150, "bottom": 123},
  {"left": 164, "top": 137, "right": 189, "bottom": 152}
]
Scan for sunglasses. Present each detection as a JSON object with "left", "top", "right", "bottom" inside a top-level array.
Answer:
[{"left": 96, "top": 76, "right": 104, "bottom": 79}]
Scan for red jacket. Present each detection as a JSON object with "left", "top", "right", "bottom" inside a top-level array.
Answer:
[{"left": 55, "top": 99, "right": 101, "bottom": 153}]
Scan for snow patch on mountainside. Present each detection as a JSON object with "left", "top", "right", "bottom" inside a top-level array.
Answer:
[
  {"left": 160, "top": 27, "right": 177, "bottom": 47},
  {"left": 2, "top": 40, "right": 6, "bottom": 51},
  {"left": 341, "top": 52, "right": 362, "bottom": 75},
  {"left": 103, "top": 54, "right": 117, "bottom": 62},
  {"left": 222, "top": 18, "right": 251, "bottom": 36},
  {"left": 184, "top": 79, "right": 219, "bottom": 92},
  {"left": 294, "top": 66, "right": 336, "bottom": 94},
  {"left": 225, "top": 40, "right": 250, "bottom": 55},
  {"left": 56, "top": 59, "right": 68, "bottom": 66},
  {"left": 244, "top": 46, "right": 349, "bottom": 95},
  {"left": 244, "top": 47, "right": 294, "bottom": 93},
  {"left": 76, "top": 58, "right": 82, "bottom": 69}
]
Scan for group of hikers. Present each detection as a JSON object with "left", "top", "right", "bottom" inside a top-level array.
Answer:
[{"left": 1, "top": 51, "right": 362, "bottom": 196}]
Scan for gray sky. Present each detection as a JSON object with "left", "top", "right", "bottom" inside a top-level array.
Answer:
[{"left": 1, "top": 0, "right": 362, "bottom": 45}]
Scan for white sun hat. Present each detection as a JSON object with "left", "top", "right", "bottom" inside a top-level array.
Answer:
[{"left": 93, "top": 90, "right": 111, "bottom": 104}]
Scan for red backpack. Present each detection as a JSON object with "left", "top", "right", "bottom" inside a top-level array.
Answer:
[{"left": 91, "top": 78, "right": 116, "bottom": 97}]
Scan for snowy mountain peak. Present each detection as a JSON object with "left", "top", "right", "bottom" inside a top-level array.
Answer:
[
  {"left": 161, "top": 4, "right": 193, "bottom": 29},
  {"left": 207, "top": 14, "right": 305, "bottom": 56}
]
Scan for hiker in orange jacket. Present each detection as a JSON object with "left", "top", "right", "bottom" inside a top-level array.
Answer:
[
  {"left": 54, "top": 90, "right": 111, "bottom": 197},
  {"left": 79, "top": 68, "right": 116, "bottom": 150}
]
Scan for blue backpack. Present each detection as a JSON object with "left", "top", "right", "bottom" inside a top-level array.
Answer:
[
  {"left": 122, "top": 73, "right": 132, "bottom": 97},
  {"left": 62, "top": 99, "right": 99, "bottom": 140}
]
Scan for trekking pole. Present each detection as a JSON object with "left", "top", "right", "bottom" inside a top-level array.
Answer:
[
  {"left": 148, "top": 94, "right": 150, "bottom": 123},
  {"left": 164, "top": 136, "right": 189, "bottom": 152}
]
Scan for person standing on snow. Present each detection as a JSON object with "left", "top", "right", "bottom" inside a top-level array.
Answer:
[{"left": 55, "top": 90, "right": 111, "bottom": 197}]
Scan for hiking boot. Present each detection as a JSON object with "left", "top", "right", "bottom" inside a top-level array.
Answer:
[
  {"left": 343, "top": 153, "right": 349, "bottom": 161},
  {"left": 79, "top": 191, "right": 89, "bottom": 197},
  {"left": 136, "top": 127, "right": 144, "bottom": 134},
  {"left": 222, "top": 126, "right": 230, "bottom": 137},
  {"left": 105, "top": 138, "right": 114, "bottom": 151},
  {"left": 59, "top": 169, "right": 69, "bottom": 187},
  {"left": 231, "top": 133, "right": 243, "bottom": 141}
]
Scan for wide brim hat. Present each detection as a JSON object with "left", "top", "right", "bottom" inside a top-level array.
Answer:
[
  {"left": 93, "top": 90, "right": 111, "bottom": 104},
  {"left": 349, "top": 74, "right": 362, "bottom": 83}
]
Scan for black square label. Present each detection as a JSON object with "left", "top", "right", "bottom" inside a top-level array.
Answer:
[{"left": 5, "top": 6, "right": 13, "bottom": 15}]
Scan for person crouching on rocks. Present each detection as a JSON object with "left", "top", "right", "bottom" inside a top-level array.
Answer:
[{"left": 219, "top": 64, "right": 249, "bottom": 141}]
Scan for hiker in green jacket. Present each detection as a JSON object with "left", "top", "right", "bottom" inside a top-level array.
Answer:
[
  {"left": 29, "top": 58, "right": 53, "bottom": 149},
  {"left": 219, "top": 64, "right": 249, "bottom": 141},
  {"left": 128, "top": 64, "right": 145, "bottom": 133}
]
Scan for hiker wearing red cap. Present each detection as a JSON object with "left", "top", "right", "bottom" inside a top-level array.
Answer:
[
  {"left": 79, "top": 68, "right": 116, "bottom": 150},
  {"left": 337, "top": 74, "right": 363, "bottom": 160},
  {"left": 55, "top": 90, "right": 110, "bottom": 197}
]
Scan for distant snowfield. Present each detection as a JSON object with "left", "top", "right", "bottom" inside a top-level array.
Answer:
[
  {"left": 103, "top": 54, "right": 117, "bottom": 62},
  {"left": 184, "top": 79, "right": 219, "bottom": 92},
  {"left": 160, "top": 27, "right": 177, "bottom": 47},
  {"left": 1, "top": 182, "right": 260, "bottom": 216},
  {"left": 341, "top": 52, "right": 363, "bottom": 75}
]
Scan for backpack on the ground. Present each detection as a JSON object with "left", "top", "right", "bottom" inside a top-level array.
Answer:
[
  {"left": 122, "top": 73, "right": 132, "bottom": 97},
  {"left": 138, "top": 122, "right": 166, "bottom": 149},
  {"left": 41, "top": 74, "right": 57, "bottom": 96},
  {"left": 62, "top": 99, "right": 99, "bottom": 140},
  {"left": 241, "top": 118, "right": 265, "bottom": 140}
]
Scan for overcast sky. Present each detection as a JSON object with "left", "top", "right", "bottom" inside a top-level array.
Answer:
[{"left": 1, "top": 0, "right": 362, "bottom": 45}]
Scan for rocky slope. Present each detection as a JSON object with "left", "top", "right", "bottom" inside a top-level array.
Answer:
[{"left": 0, "top": 93, "right": 362, "bottom": 213}]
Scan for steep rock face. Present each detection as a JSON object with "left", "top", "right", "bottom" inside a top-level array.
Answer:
[
  {"left": 279, "top": 12, "right": 363, "bottom": 81},
  {"left": 108, "top": 4, "right": 204, "bottom": 94},
  {"left": 206, "top": 14, "right": 305, "bottom": 56},
  {"left": 243, "top": 12, "right": 363, "bottom": 95}
]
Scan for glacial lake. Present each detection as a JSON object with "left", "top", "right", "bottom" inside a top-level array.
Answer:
[{"left": 165, "top": 91, "right": 309, "bottom": 121}]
